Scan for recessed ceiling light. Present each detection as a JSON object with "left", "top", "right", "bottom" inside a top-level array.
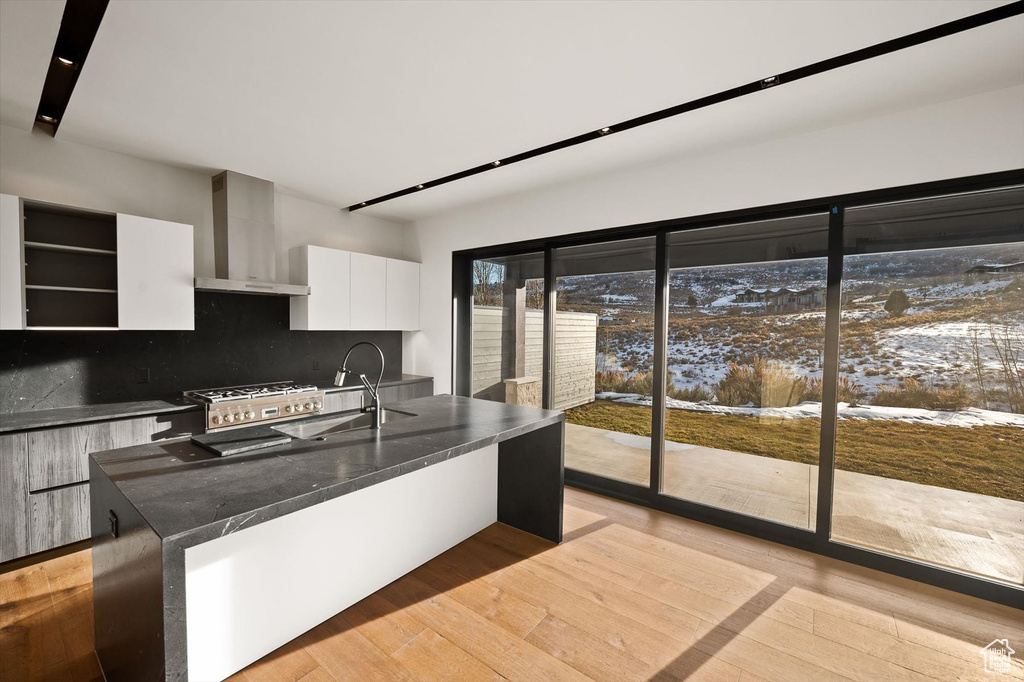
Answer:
[
  {"left": 599, "top": 127, "right": 613, "bottom": 135},
  {"left": 39, "top": 115, "right": 57, "bottom": 123},
  {"left": 491, "top": 161, "right": 501, "bottom": 167},
  {"left": 360, "top": 202, "right": 367, "bottom": 207},
  {"left": 416, "top": 185, "right": 425, "bottom": 190},
  {"left": 56, "top": 57, "right": 75, "bottom": 66}
]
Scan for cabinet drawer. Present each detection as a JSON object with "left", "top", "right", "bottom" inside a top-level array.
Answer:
[
  {"left": 28, "top": 482, "right": 89, "bottom": 554},
  {"left": 28, "top": 412, "right": 202, "bottom": 491}
]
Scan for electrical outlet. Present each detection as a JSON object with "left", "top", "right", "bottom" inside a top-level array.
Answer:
[
  {"left": 108, "top": 510, "right": 119, "bottom": 538},
  {"left": 313, "top": 359, "right": 320, "bottom": 371},
  {"left": 137, "top": 368, "right": 150, "bottom": 384}
]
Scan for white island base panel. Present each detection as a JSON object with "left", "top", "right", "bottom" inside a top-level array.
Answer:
[{"left": 184, "top": 444, "right": 499, "bottom": 682}]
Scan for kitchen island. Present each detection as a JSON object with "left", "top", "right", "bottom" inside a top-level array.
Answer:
[{"left": 89, "top": 395, "right": 564, "bottom": 682}]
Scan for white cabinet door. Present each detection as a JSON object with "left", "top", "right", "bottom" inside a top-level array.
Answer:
[
  {"left": 289, "top": 246, "right": 351, "bottom": 330},
  {"left": 349, "top": 252, "right": 386, "bottom": 330},
  {"left": 116, "top": 214, "right": 194, "bottom": 330},
  {"left": 385, "top": 258, "right": 420, "bottom": 331},
  {"left": 0, "top": 194, "right": 25, "bottom": 330}
]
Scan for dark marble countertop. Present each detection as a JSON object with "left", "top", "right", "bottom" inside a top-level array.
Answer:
[
  {"left": 90, "top": 395, "right": 562, "bottom": 544},
  {"left": 0, "top": 374, "right": 433, "bottom": 434},
  {"left": 0, "top": 399, "right": 199, "bottom": 434}
]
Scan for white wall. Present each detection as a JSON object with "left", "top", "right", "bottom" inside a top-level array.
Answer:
[
  {"left": 406, "top": 85, "right": 1024, "bottom": 393},
  {"left": 0, "top": 125, "right": 410, "bottom": 282}
]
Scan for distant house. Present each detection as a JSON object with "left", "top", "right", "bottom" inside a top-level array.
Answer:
[
  {"left": 733, "top": 287, "right": 825, "bottom": 312},
  {"left": 965, "top": 262, "right": 1024, "bottom": 274}
]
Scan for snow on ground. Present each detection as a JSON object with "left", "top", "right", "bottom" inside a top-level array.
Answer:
[
  {"left": 920, "top": 278, "right": 1014, "bottom": 299},
  {"left": 593, "top": 393, "right": 1024, "bottom": 428},
  {"left": 876, "top": 321, "right": 1014, "bottom": 376}
]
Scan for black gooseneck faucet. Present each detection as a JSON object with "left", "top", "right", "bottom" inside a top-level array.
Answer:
[{"left": 335, "top": 341, "right": 386, "bottom": 429}]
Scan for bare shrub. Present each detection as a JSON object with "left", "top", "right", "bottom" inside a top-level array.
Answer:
[
  {"left": 989, "top": 325, "right": 1024, "bottom": 414},
  {"left": 714, "top": 359, "right": 808, "bottom": 408},
  {"left": 804, "top": 376, "right": 864, "bottom": 404},
  {"left": 668, "top": 384, "right": 713, "bottom": 402},
  {"left": 595, "top": 370, "right": 654, "bottom": 396},
  {"left": 597, "top": 369, "right": 712, "bottom": 402},
  {"left": 871, "top": 378, "right": 973, "bottom": 411}
]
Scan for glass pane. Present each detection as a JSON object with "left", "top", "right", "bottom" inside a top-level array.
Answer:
[
  {"left": 471, "top": 253, "right": 545, "bottom": 405},
  {"left": 663, "top": 214, "right": 829, "bottom": 529},
  {"left": 834, "top": 186, "right": 1024, "bottom": 585},
  {"left": 556, "top": 237, "right": 656, "bottom": 487}
]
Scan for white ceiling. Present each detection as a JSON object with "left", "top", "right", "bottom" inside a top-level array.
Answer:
[{"left": 1, "top": 1, "right": 1021, "bottom": 221}]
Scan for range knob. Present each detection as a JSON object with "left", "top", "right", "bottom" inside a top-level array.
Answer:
[
  {"left": 313, "top": 400, "right": 322, "bottom": 410},
  {"left": 304, "top": 402, "right": 313, "bottom": 411},
  {"left": 211, "top": 415, "right": 221, "bottom": 425},
  {"left": 236, "top": 412, "right": 247, "bottom": 421},
  {"left": 285, "top": 405, "right": 294, "bottom": 413},
  {"left": 245, "top": 410, "right": 255, "bottom": 420},
  {"left": 295, "top": 403, "right": 304, "bottom": 412},
  {"left": 225, "top": 413, "right": 235, "bottom": 423}
]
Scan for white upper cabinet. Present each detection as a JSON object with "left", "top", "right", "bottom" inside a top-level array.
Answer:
[
  {"left": 289, "top": 245, "right": 351, "bottom": 330},
  {"left": 349, "top": 252, "right": 387, "bottom": 330},
  {"left": 116, "top": 214, "right": 195, "bottom": 330},
  {"left": 0, "top": 194, "right": 25, "bottom": 330},
  {"left": 288, "top": 246, "right": 420, "bottom": 331},
  {"left": 386, "top": 258, "right": 420, "bottom": 331}
]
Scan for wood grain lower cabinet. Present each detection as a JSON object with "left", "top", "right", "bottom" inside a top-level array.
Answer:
[
  {"left": 1, "top": 410, "right": 203, "bottom": 563},
  {"left": 0, "top": 433, "right": 29, "bottom": 562},
  {"left": 27, "top": 412, "right": 201, "bottom": 491}
]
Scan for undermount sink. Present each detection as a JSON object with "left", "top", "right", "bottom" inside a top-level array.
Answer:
[{"left": 272, "top": 408, "right": 416, "bottom": 440}]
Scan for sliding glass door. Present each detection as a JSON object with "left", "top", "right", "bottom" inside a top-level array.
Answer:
[
  {"left": 832, "top": 187, "right": 1024, "bottom": 585},
  {"left": 454, "top": 174, "right": 1024, "bottom": 603},
  {"left": 554, "top": 237, "right": 656, "bottom": 488},
  {"left": 663, "top": 215, "right": 829, "bottom": 528}
]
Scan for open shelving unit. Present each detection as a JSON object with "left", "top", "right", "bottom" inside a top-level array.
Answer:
[{"left": 22, "top": 201, "right": 118, "bottom": 329}]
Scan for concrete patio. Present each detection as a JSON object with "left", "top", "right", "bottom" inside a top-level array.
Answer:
[{"left": 565, "top": 422, "right": 1024, "bottom": 585}]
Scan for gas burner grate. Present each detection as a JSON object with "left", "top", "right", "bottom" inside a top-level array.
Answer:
[{"left": 183, "top": 381, "right": 320, "bottom": 404}]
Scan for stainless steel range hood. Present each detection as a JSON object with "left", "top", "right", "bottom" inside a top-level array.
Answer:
[{"left": 194, "top": 171, "right": 309, "bottom": 296}]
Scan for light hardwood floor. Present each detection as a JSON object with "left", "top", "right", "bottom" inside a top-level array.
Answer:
[{"left": 2, "top": 486, "right": 1022, "bottom": 682}]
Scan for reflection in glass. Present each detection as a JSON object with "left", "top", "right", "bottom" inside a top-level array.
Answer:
[
  {"left": 833, "top": 187, "right": 1024, "bottom": 585},
  {"left": 556, "top": 237, "right": 656, "bottom": 487}
]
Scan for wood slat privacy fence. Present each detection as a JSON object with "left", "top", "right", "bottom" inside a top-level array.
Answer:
[{"left": 472, "top": 307, "right": 597, "bottom": 410}]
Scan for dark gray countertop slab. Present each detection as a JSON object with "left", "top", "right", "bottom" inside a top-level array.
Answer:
[
  {"left": 0, "top": 374, "right": 432, "bottom": 434},
  {"left": 0, "top": 399, "right": 199, "bottom": 434},
  {"left": 90, "top": 395, "right": 562, "bottom": 544}
]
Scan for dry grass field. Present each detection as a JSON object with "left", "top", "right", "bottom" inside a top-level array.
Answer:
[{"left": 567, "top": 399, "right": 1024, "bottom": 501}]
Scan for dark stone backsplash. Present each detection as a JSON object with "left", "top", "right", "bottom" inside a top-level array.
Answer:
[{"left": 0, "top": 292, "right": 403, "bottom": 413}]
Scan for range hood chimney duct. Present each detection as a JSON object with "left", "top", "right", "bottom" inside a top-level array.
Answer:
[{"left": 194, "top": 171, "right": 309, "bottom": 296}]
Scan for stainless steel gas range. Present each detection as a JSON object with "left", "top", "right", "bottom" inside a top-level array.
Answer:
[{"left": 184, "top": 381, "right": 325, "bottom": 432}]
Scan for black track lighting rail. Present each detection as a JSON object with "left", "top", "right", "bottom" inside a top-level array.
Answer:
[
  {"left": 348, "top": 1, "right": 1024, "bottom": 212},
  {"left": 34, "top": 0, "right": 109, "bottom": 136}
]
